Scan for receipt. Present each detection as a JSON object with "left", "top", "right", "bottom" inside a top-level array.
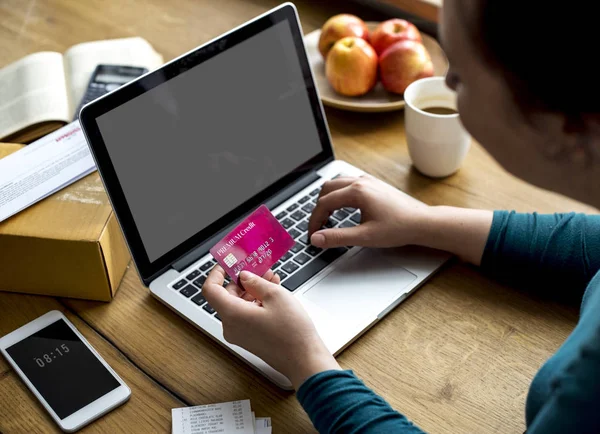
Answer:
[
  {"left": 172, "top": 400, "right": 255, "bottom": 434},
  {"left": 254, "top": 417, "right": 272, "bottom": 434}
]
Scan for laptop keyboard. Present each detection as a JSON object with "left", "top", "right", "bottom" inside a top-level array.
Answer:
[{"left": 167, "top": 181, "right": 362, "bottom": 322}]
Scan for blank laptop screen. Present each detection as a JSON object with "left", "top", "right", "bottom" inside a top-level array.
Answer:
[{"left": 96, "top": 21, "right": 323, "bottom": 262}]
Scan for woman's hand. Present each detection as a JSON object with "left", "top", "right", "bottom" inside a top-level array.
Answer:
[
  {"left": 308, "top": 175, "right": 494, "bottom": 265},
  {"left": 202, "top": 266, "right": 341, "bottom": 389},
  {"left": 308, "top": 175, "right": 430, "bottom": 249}
]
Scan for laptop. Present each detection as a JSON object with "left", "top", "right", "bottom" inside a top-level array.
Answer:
[{"left": 79, "top": 2, "right": 450, "bottom": 389}]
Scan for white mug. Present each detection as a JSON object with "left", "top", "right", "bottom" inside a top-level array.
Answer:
[{"left": 404, "top": 76, "right": 471, "bottom": 178}]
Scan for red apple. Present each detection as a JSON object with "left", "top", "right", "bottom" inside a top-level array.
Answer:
[
  {"left": 370, "top": 18, "right": 422, "bottom": 55},
  {"left": 318, "top": 14, "right": 369, "bottom": 59},
  {"left": 379, "top": 40, "right": 434, "bottom": 94},
  {"left": 326, "top": 37, "right": 378, "bottom": 97}
]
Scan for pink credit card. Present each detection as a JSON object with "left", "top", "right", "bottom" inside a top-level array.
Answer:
[{"left": 209, "top": 205, "right": 295, "bottom": 285}]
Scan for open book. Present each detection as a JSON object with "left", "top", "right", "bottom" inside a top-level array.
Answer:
[{"left": 0, "top": 37, "right": 164, "bottom": 143}]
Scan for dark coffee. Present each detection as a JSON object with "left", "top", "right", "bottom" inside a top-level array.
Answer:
[{"left": 422, "top": 106, "right": 457, "bottom": 115}]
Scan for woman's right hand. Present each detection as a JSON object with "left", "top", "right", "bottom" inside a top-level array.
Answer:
[
  {"left": 202, "top": 267, "right": 341, "bottom": 390},
  {"left": 308, "top": 175, "right": 430, "bottom": 249}
]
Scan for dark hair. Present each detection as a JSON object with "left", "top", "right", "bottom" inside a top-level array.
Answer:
[{"left": 477, "top": 1, "right": 598, "bottom": 116}]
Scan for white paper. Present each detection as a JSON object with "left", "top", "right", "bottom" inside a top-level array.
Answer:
[
  {"left": 172, "top": 400, "right": 255, "bottom": 434},
  {"left": 0, "top": 120, "right": 95, "bottom": 223},
  {"left": 254, "top": 417, "right": 272, "bottom": 434}
]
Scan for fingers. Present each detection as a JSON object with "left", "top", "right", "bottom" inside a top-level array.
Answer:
[
  {"left": 318, "top": 176, "right": 357, "bottom": 197},
  {"left": 270, "top": 271, "right": 281, "bottom": 285},
  {"left": 225, "top": 282, "right": 244, "bottom": 298},
  {"left": 239, "top": 271, "right": 280, "bottom": 302},
  {"left": 261, "top": 269, "right": 281, "bottom": 285},
  {"left": 207, "top": 267, "right": 282, "bottom": 305},
  {"left": 308, "top": 186, "right": 361, "bottom": 236},
  {"left": 203, "top": 266, "right": 250, "bottom": 316},
  {"left": 241, "top": 290, "right": 257, "bottom": 302},
  {"left": 240, "top": 268, "right": 281, "bottom": 302},
  {"left": 227, "top": 269, "right": 277, "bottom": 298},
  {"left": 263, "top": 269, "right": 275, "bottom": 281},
  {"left": 206, "top": 265, "right": 226, "bottom": 285},
  {"left": 310, "top": 223, "right": 371, "bottom": 248}
]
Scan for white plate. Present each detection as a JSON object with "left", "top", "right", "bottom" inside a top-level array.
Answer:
[{"left": 304, "top": 22, "right": 449, "bottom": 112}]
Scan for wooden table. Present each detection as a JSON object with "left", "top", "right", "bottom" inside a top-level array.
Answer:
[{"left": 0, "top": 0, "right": 596, "bottom": 433}]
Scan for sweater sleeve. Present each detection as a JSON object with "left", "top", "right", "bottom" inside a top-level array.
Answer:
[
  {"left": 480, "top": 211, "right": 600, "bottom": 303},
  {"left": 526, "top": 322, "right": 600, "bottom": 434},
  {"left": 297, "top": 370, "right": 424, "bottom": 434}
]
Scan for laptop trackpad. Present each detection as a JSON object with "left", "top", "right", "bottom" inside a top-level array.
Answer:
[{"left": 302, "top": 249, "right": 417, "bottom": 319}]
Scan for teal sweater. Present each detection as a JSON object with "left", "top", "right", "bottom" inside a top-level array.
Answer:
[{"left": 297, "top": 212, "right": 600, "bottom": 433}]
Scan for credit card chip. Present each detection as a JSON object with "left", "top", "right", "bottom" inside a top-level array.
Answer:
[{"left": 224, "top": 253, "right": 237, "bottom": 267}]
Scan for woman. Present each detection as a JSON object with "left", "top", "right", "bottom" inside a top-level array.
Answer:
[{"left": 203, "top": 0, "right": 600, "bottom": 432}]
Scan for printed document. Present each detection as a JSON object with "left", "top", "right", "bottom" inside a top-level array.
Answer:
[{"left": 0, "top": 121, "right": 95, "bottom": 223}]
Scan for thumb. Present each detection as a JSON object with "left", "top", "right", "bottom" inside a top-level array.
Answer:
[
  {"left": 310, "top": 224, "right": 370, "bottom": 248},
  {"left": 239, "top": 271, "right": 279, "bottom": 301},
  {"left": 203, "top": 277, "right": 249, "bottom": 316}
]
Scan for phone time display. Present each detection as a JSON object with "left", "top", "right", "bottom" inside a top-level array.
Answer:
[
  {"left": 6, "top": 319, "right": 120, "bottom": 419},
  {"left": 34, "top": 344, "right": 70, "bottom": 368}
]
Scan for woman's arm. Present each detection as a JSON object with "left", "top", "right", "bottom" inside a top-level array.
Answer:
[
  {"left": 201, "top": 176, "right": 600, "bottom": 433},
  {"left": 478, "top": 211, "right": 600, "bottom": 302},
  {"left": 298, "top": 370, "right": 425, "bottom": 434},
  {"left": 203, "top": 269, "right": 428, "bottom": 434},
  {"left": 379, "top": 205, "right": 600, "bottom": 302},
  {"left": 308, "top": 177, "right": 600, "bottom": 300},
  {"left": 307, "top": 176, "right": 494, "bottom": 265},
  {"left": 414, "top": 206, "right": 493, "bottom": 265}
]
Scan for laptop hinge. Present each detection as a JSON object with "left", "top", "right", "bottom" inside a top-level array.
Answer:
[{"left": 172, "top": 170, "right": 322, "bottom": 272}]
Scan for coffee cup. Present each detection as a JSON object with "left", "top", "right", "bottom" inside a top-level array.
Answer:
[{"left": 404, "top": 76, "right": 471, "bottom": 178}]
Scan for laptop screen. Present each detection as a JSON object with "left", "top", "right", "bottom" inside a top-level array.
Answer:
[{"left": 96, "top": 20, "right": 323, "bottom": 262}]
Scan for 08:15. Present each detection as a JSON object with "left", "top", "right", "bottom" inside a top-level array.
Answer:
[{"left": 34, "top": 344, "right": 70, "bottom": 368}]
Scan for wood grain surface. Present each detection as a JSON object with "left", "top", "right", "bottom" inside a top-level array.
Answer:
[
  {"left": 0, "top": 292, "right": 183, "bottom": 433},
  {"left": 0, "top": 0, "right": 595, "bottom": 433}
]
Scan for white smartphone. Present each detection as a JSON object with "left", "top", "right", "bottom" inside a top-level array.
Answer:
[{"left": 0, "top": 310, "right": 131, "bottom": 432}]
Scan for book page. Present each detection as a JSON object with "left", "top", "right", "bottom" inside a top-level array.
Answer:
[
  {"left": 0, "top": 52, "right": 70, "bottom": 141},
  {"left": 63, "top": 37, "right": 164, "bottom": 118}
]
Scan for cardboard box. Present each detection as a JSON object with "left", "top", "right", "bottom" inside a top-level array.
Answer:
[{"left": 0, "top": 143, "right": 130, "bottom": 301}]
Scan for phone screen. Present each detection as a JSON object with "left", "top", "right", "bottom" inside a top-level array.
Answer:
[{"left": 6, "top": 319, "right": 120, "bottom": 419}]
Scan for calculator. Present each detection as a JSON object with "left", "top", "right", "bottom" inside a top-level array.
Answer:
[{"left": 74, "top": 64, "right": 148, "bottom": 120}]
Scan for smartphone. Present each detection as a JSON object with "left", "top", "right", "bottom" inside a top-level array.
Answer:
[
  {"left": 0, "top": 310, "right": 131, "bottom": 432},
  {"left": 73, "top": 64, "right": 148, "bottom": 120}
]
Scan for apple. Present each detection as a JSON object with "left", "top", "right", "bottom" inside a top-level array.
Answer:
[
  {"left": 370, "top": 18, "right": 422, "bottom": 55},
  {"left": 318, "top": 14, "right": 369, "bottom": 59},
  {"left": 326, "top": 36, "right": 378, "bottom": 97},
  {"left": 379, "top": 40, "right": 434, "bottom": 94}
]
